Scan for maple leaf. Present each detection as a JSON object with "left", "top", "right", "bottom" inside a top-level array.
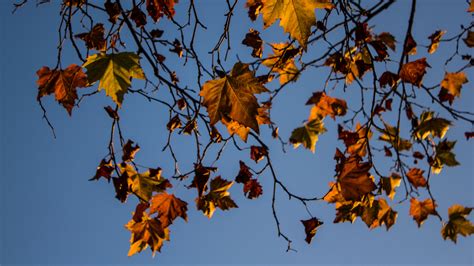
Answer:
[
  {"left": 200, "top": 62, "right": 268, "bottom": 133},
  {"left": 149, "top": 192, "right": 188, "bottom": 227},
  {"left": 399, "top": 58, "right": 430, "bottom": 87},
  {"left": 261, "top": 0, "right": 333, "bottom": 47},
  {"left": 243, "top": 178, "right": 263, "bottom": 199},
  {"left": 196, "top": 176, "right": 238, "bottom": 218},
  {"left": 242, "top": 29, "right": 264, "bottom": 58},
  {"left": 250, "top": 145, "right": 268, "bottom": 163},
  {"left": 289, "top": 117, "right": 326, "bottom": 153},
  {"left": 189, "top": 164, "right": 216, "bottom": 197},
  {"left": 121, "top": 164, "right": 171, "bottom": 202},
  {"left": 427, "top": 30, "right": 446, "bottom": 54},
  {"left": 469, "top": 0, "right": 474, "bottom": 12},
  {"left": 306, "top": 91, "right": 348, "bottom": 120},
  {"left": 131, "top": 6, "right": 147, "bottom": 28},
  {"left": 378, "top": 123, "right": 412, "bottom": 152},
  {"left": 104, "top": 0, "right": 121, "bottom": 23},
  {"left": 301, "top": 217, "right": 323, "bottom": 244},
  {"left": 361, "top": 198, "right": 398, "bottom": 230},
  {"left": 336, "top": 155, "right": 376, "bottom": 201},
  {"left": 440, "top": 72, "right": 468, "bottom": 99},
  {"left": 339, "top": 123, "right": 372, "bottom": 157},
  {"left": 406, "top": 168, "right": 427, "bottom": 188},
  {"left": 379, "top": 71, "right": 399, "bottom": 88},
  {"left": 262, "top": 43, "right": 300, "bottom": 84},
  {"left": 126, "top": 212, "right": 169, "bottom": 256},
  {"left": 75, "top": 23, "right": 106, "bottom": 51},
  {"left": 323, "top": 182, "right": 347, "bottom": 204},
  {"left": 235, "top": 160, "right": 253, "bottom": 184},
  {"left": 146, "top": 0, "right": 178, "bottom": 22},
  {"left": 221, "top": 105, "right": 271, "bottom": 142},
  {"left": 246, "top": 0, "right": 263, "bottom": 21},
  {"left": 376, "top": 32, "right": 396, "bottom": 51},
  {"left": 431, "top": 140, "right": 459, "bottom": 174},
  {"left": 83, "top": 52, "right": 145, "bottom": 106},
  {"left": 379, "top": 173, "right": 401, "bottom": 201},
  {"left": 410, "top": 198, "right": 437, "bottom": 227},
  {"left": 441, "top": 205, "right": 474, "bottom": 243},
  {"left": 413, "top": 111, "right": 451, "bottom": 140},
  {"left": 36, "top": 64, "right": 88, "bottom": 115},
  {"left": 90, "top": 159, "right": 114, "bottom": 181},
  {"left": 122, "top": 139, "right": 140, "bottom": 162}
]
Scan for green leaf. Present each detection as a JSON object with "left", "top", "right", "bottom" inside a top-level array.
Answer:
[
  {"left": 441, "top": 205, "right": 474, "bottom": 243},
  {"left": 432, "top": 140, "right": 459, "bottom": 174},
  {"left": 414, "top": 111, "right": 451, "bottom": 140},
  {"left": 83, "top": 52, "right": 145, "bottom": 106},
  {"left": 289, "top": 117, "right": 326, "bottom": 153},
  {"left": 121, "top": 164, "right": 170, "bottom": 202},
  {"left": 378, "top": 123, "right": 412, "bottom": 152}
]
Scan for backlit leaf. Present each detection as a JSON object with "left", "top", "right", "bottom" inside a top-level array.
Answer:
[
  {"left": 196, "top": 176, "right": 238, "bottom": 218},
  {"left": 440, "top": 72, "right": 468, "bottom": 99},
  {"left": 410, "top": 198, "right": 437, "bottom": 227},
  {"left": 289, "top": 117, "right": 326, "bottom": 153},
  {"left": 150, "top": 192, "right": 188, "bottom": 227},
  {"left": 431, "top": 140, "right": 459, "bottom": 174},
  {"left": 306, "top": 91, "right": 347, "bottom": 120},
  {"left": 441, "top": 205, "right": 474, "bottom": 243},
  {"left": 200, "top": 62, "right": 268, "bottom": 133},
  {"left": 126, "top": 212, "right": 169, "bottom": 256},
  {"left": 379, "top": 173, "right": 401, "bottom": 201},
  {"left": 262, "top": 43, "right": 300, "bottom": 84},
  {"left": 261, "top": 0, "right": 333, "bottom": 47},
  {"left": 406, "top": 168, "right": 427, "bottom": 188},
  {"left": 36, "top": 64, "right": 88, "bottom": 115},
  {"left": 146, "top": 0, "right": 178, "bottom": 22},
  {"left": 399, "top": 58, "right": 430, "bottom": 87},
  {"left": 242, "top": 29, "right": 263, "bottom": 58},
  {"left": 83, "top": 52, "right": 145, "bottom": 106},
  {"left": 414, "top": 111, "right": 451, "bottom": 140},
  {"left": 427, "top": 30, "right": 446, "bottom": 54},
  {"left": 75, "top": 23, "right": 106, "bottom": 51},
  {"left": 336, "top": 155, "right": 376, "bottom": 201}
]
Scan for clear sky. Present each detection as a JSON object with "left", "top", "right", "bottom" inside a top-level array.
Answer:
[{"left": 1, "top": 0, "right": 473, "bottom": 265}]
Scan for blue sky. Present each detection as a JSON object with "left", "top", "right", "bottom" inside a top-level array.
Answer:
[{"left": 1, "top": 0, "right": 473, "bottom": 265}]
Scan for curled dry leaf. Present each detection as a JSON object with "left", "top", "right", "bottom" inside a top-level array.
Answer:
[
  {"left": 399, "top": 58, "right": 430, "bottom": 87},
  {"left": 301, "top": 217, "right": 323, "bottom": 244}
]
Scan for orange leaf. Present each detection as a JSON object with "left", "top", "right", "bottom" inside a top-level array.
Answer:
[
  {"left": 36, "top": 64, "right": 88, "bottom": 115},
  {"left": 409, "top": 198, "right": 437, "bottom": 227},
  {"left": 399, "top": 58, "right": 430, "bottom": 87},
  {"left": 146, "top": 0, "right": 178, "bottom": 22},
  {"left": 150, "top": 192, "right": 188, "bottom": 227},
  {"left": 336, "top": 155, "right": 376, "bottom": 201},
  {"left": 406, "top": 168, "right": 427, "bottom": 188},
  {"left": 306, "top": 91, "right": 347, "bottom": 120}
]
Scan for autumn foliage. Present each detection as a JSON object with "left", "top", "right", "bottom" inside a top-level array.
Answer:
[{"left": 17, "top": 0, "right": 474, "bottom": 257}]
